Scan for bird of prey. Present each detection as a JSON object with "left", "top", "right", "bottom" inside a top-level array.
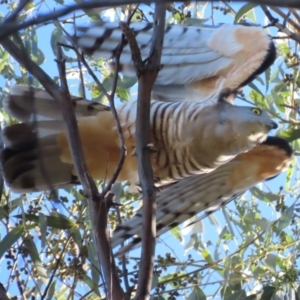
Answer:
[
  {"left": 1, "top": 22, "right": 289, "bottom": 257},
  {"left": 1, "top": 85, "right": 277, "bottom": 193},
  {"left": 72, "top": 22, "right": 276, "bottom": 104},
  {"left": 71, "top": 21, "right": 292, "bottom": 254}
]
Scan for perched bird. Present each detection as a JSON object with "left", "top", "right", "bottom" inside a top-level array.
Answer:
[
  {"left": 71, "top": 21, "right": 292, "bottom": 255},
  {"left": 1, "top": 85, "right": 277, "bottom": 193},
  {"left": 112, "top": 136, "right": 293, "bottom": 254},
  {"left": 72, "top": 22, "right": 276, "bottom": 104}
]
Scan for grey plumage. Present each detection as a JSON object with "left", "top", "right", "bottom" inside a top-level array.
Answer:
[{"left": 2, "top": 86, "right": 277, "bottom": 192}]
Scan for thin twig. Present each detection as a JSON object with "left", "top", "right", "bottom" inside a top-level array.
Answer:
[
  {"left": 121, "top": 3, "right": 166, "bottom": 299},
  {"left": 269, "top": 6, "right": 300, "bottom": 32},
  {"left": 55, "top": 45, "right": 124, "bottom": 299},
  {"left": 55, "top": 48, "right": 98, "bottom": 198},
  {"left": 119, "top": 22, "right": 144, "bottom": 77},
  {"left": 290, "top": 8, "right": 300, "bottom": 24},
  {"left": 101, "top": 42, "right": 127, "bottom": 197},
  {"left": 76, "top": 53, "right": 86, "bottom": 100},
  {"left": 101, "top": 6, "right": 144, "bottom": 198},
  {"left": 0, "top": 35, "right": 124, "bottom": 299},
  {"left": 261, "top": 5, "right": 300, "bottom": 45},
  {"left": 41, "top": 237, "right": 71, "bottom": 299},
  {"left": 4, "top": 0, "right": 31, "bottom": 23},
  {"left": 115, "top": 206, "right": 132, "bottom": 297},
  {"left": 0, "top": 1, "right": 300, "bottom": 40},
  {"left": 60, "top": 35, "right": 127, "bottom": 198}
]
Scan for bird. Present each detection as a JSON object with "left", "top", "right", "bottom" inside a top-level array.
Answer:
[
  {"left": 111, "top": 135, "right": 294, "bottom": 254},
  {"left": 72, "top": 22, "right": 276, "bottom": 105},
  {"left": 1, "top": 85, "right": 277, "bottom": 193},
  {"left": 70, "top": 21, "right": 292, "bottom": 255}
]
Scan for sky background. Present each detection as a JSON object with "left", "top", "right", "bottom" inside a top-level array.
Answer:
[{"left": 0, "top": 1, "right": 298, "bottom": 299}]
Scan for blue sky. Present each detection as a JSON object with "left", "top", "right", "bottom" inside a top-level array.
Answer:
[{"left": 0, "top": 2, "right": 298, "bottom": 299}]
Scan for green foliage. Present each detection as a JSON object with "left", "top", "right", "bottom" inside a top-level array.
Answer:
[{"left": 0, "top": 2, "right": 300, "bottom": 300}]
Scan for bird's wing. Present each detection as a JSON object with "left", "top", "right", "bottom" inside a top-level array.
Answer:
[
  {"left": 111, "top": 136, "right": 293, "bottom": 254},
  {"left": 73, "top": 22, "right": 275, "bottom": 104}
]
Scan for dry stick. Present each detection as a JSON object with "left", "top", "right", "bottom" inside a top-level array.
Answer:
[
  {"left": 120, "top": 3, "right": 166, "bottom": 299},
  {"left": 0, "top": 0, "right": 300, "bottom": 41},
  {"left": 0, "top": 37, "right": 124, "bottom": 299},
  {"left": 80, "top": 53, "right": 127, "bottom": 196},
  {"left": 135, "top": 5, "right": 166, "bottom": 299},
  {"left": 101, "top": 63, "right": 127, "bottom": 197},
  {"left": 41, "top": 237, "right": 72, "bottom": 299},
  {"left": 61, "top": 25, "right": 127, "bottom": 295},
  {"left": 63, "top": 28, "right": 125, "bottom": 196},
  {"left": 290, "top": 8, "right": 300, "bottom": 24},
  {"left": 115, "top": 206, "right": 132, "bottom": 297},
  {"left": 76, "top": 53, "right": 86, "bottom": 100},
  {"left": 58, "top": 48, "right": 115, "bottom": 299},
  {"left": 269, "top": 6, "right": 300, "bottom": 32},
  {"left": 4, "top": 0, "right": 31, "bottom": 23},
  {"left": 261, "top": 5, "right": 300, "bottom": 44},
  {"left": 59, "top": 37, "right": 127, "bottom": 198},
  {"left": 60, "top": 27, "right": 133, "bottom": 296},
  {"left": 54, "top": 46, "right": 124, "bottom": 300}
]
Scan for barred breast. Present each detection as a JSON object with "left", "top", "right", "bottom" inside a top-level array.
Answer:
[{"left": 118, "top": 100, "right": 227, "bottom": 185}]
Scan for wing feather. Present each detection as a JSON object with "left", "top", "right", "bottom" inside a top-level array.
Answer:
[
  {"left": 111, "top": 137, "right": 293, "bottom": 254},
  {"left": 73, "top": 22, "right": 275, "bottom": 103},
  {"left": 4, "top": 85, "right": 109, "bottom": 123}
]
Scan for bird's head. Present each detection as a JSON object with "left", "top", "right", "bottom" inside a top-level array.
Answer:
[{"left": 216, "top": 97, "right": 278, "bottom": 145}]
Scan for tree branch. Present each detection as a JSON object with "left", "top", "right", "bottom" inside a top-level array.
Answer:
[
  {"left": 269, "top": 6, "right": 300, "bottom": 32},
  {"left": 136, "top": 4, "right": 166, "bottom": 295},
  {"left": 54, "top": 45, "right": 124, "bottom": 300},
  {"left": 129, "top": 3, "right": 166, "bottom": 299},
  {"left": 120, "top": 3, "right": 166, "bottom": 298},
  {"left": 5, "top": 0, "right": 31, "bottom": 23},
  {"left": 0, "top": 37, "right": 124, "bottom": 299},
  {"left": 0, "top": 1, "right": 300, "bottom": 41},
  {"left": 60, "top": 36, "right": 127, "bottom": 199},
  {"left": 261, "top": 5, "right": 300, "bottom": 44}
]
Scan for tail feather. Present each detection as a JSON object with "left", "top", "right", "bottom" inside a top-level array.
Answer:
[
  {"left": 1, "top": 85, "right": 133, "bottom": 192},
  {"left": 1, "top": 123, "right": 77, "bottom": 193},
  {"left": 1, "top": 123, "right": 36, "bottom": 150},
  {"left": 4, "top": 85, "right": 110, "bottom": 122},
  {"left": 2, "top": 146, "right": 77, "bottom": 193},
  {"left": 1, "top": 85, "right": 112, "bottom": 192}
]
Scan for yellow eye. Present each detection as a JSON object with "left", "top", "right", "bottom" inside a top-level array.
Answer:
[{"left": 252, "top": 108, "right": 262, "bottom": 115}]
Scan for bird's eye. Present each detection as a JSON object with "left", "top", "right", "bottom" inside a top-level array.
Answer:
[{"left": 251, "top": 108, "right": 262, "bottom": 115}]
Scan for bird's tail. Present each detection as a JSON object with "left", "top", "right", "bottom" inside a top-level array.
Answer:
[
  {"left": 1, "top": 85, "right": 109, "bottom": 192},
  {"left": 2, "top": 124, "right": 78, "bottom": 192}
]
